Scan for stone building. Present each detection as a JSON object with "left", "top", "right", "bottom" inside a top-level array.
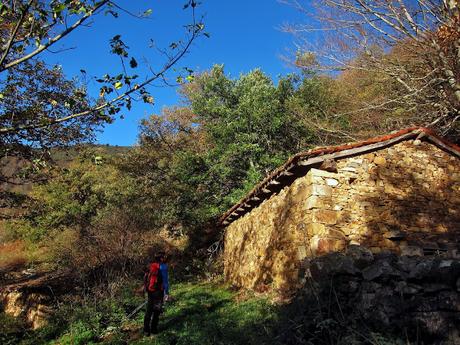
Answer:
[{"left": 220, "top": 128, "right": 460, "bottom": 292}]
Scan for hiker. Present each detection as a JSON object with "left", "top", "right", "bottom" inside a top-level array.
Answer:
[{"left": 143, "top": 251, "right": 169, "bottom": 336}]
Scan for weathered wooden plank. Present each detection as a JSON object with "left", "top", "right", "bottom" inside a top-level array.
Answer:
[{"left": 425, "top": 135, "right": 460, "bottom": 159}]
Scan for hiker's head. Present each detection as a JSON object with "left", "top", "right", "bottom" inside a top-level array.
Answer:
[{"left": 154, "top": 251, "right": 167, "bottom": 263}]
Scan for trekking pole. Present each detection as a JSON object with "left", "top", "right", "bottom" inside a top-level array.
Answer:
[{"left": 127, "top": 300, "right": 147, "bottom": 319}]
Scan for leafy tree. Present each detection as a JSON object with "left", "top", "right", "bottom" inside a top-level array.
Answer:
[
  {"left": 8, "top": 150, "right": 126, "bottom": 236},
  {"left": 5, "top": 149, "right": 155, "bottom": 271},
  {"left": 283, "top": 0, "right": 460, "bottom": 139},
  {"left": 184, "top": 66, "right": 349, "bottom": 203},
  {"left": 0, "top": 59, "right": 105, "bottom": 160},
  {"left": 0, "top": 59, "right": 105, "bottom": 217},
  {"left": 286, "top": 74, "right": 352, "bottom": 144},
  {"left": 120, "top": 107, "right": 210, "bottom": 229},
  {"left": 184, "top": 66, "right": 314, "bottom": 200},
  {"left": 0, "top": 1, "right": 206, "bottom": 134},
  {"left": 0, "top": 1, "right": 207, "bottom": 215},
  {"left": 124, "top": 66, "right": 338, "bottom": 232}
]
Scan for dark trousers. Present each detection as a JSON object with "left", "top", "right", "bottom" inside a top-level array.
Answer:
[{"left": 143, "top": 290, "right": 164, "bottom": 334}]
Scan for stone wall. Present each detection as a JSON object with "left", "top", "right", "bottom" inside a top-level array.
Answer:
[
  {"left": 224, "top": 175, "right": 310, "bottom": 292},
  {"left": 224, "top": 140, "right": 460, "bottom": 292},
  {"left": 279, "top": 248, "right": 460, "bottom": 344},
  {"left": 311, "top": 140, "right": 460, "bottom": 257},
  {"left": 0, "top": 290, "right": 52, "bottom": 329}
]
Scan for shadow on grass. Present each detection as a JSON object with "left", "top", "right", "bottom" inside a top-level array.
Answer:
[{"left": 131, "top": 282, "right": 277, "bottom": 345}]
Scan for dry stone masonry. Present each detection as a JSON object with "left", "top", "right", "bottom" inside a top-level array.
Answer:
[
  {"left": 282, "top": 248, "right": 460, "bottom": 344},
  {"left": 224, "top": 135, "right": 460, "bottom": 293}
]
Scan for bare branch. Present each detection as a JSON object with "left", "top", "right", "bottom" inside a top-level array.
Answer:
[
  {"left": 0, "top": 0, "right": 34, "bottom": 68},
  {"left": 0, "top": 0, "right": 110, "bottom": 72},
  {"left": 0, "top": 11, "right": 201, "bottom": 134}
]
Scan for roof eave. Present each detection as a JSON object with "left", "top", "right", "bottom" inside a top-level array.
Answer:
[{"left": 219, "top": 127, "right": 460, "bottom": 226}]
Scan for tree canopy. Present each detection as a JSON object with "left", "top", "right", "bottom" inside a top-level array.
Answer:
[
  {"left": 283, "top": 0, "right": 460, "bottom": 139},
  {"left": 122, "top": 65, "right": 341, "bottom": 231},
  {"left": 0, "top": 1, "right": 206, "bottom": 206}
]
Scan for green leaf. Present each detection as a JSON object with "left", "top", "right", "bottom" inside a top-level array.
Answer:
[
  {"left": 143, "top": 95, "right": 154, "bottom": 104},
  {"left": 78, "top": 6, "right": 87, "bottom": 15},
  {"left": 53, "top": 3, "right": 66, "bottom": 15},
  {"left": 143, "top": 9, "right": 153, "bottom": 17},
  {"left": 114, "top": 81, "right": 123, "bottom": 89},
  {"left": 0, "top": 5, "right": 7, "bottom": 16}
]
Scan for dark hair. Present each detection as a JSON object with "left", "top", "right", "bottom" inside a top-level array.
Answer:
[{"left": 154, "top": 251, "right": 166, "bottom": 262}]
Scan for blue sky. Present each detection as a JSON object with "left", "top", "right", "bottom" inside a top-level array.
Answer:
[{"left": 42, "top": 1, "right": 309, "bottom": 146}]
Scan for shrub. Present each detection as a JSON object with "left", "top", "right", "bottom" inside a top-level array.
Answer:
[{"left": 0, "top": 240, "right": 28, "bottom": 274}]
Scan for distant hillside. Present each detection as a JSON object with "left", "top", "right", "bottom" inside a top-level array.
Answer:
[
  {"left": 50, "top": 144, "right": 132, "bottom": 167},
  {"left": 1, "top": 144, "right": 132, "bottom": 195}
]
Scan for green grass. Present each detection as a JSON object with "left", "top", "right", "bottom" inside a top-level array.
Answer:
[
  {"left": 3, "top": 281, "right": 278, "bottom": 345},
  {"left": 129, "top": 282, "right": 277, "bottom": 345}
]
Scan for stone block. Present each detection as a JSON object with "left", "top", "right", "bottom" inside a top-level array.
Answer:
[
  {"left": 383, "top": 230, "right": 406, "bottom": 240},
  {"left": 401, "top": 246, "right": 424, "bottom": 257},
  {"left": 290, "top": 189, "right": 311, "bottom": 205},
  {"left": 304, "top": 195, "right": 331, "bottom": 210},
  {"left": 374, "top": 156, "right": 387, "bottom": 165},
  {"left": 305, "top": 195, "right": 319, "bottom": 210},
  {"left": 312, "top": 209, "right": 338, "bottom": 224},
  {"left": 341, "top": 167, "right": 358, "bottom": 173},
  {"left": 305, "top": 184, "right": 332, "bottom": 197},
  {"left": 362, "top": 260, "right": 400, "bottom": 281},
  {"left": 370, "top": 247, "right": 382, "bottom": 254},
  {"left": 306, "top": 223, "right": 326, "bottom": 237},
  {"left": 310, "top": 236, "right": 346, "bottom": 256},
  {"left": 297, "top": 246, "right": 307, "bottom": 260},
  {"left": 363, "top": 153, "right": 375, "bottom": 161},
  {"left": 304, "top": 173, "right": 325, "bottom": 186},
  {"left": 326, "top": 178, "right": 339, "bottom": 187},
  {"left": 310, "top": 168, "right": 338, "bottom": 178}
]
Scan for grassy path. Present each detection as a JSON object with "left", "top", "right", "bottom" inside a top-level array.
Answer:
[{"left": 127, "top": 282, "right": 277, "bottom": 345}]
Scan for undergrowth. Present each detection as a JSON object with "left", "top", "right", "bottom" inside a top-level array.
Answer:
[{"left": 1, "top": 280, "right": 277, "bottom": 345}]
